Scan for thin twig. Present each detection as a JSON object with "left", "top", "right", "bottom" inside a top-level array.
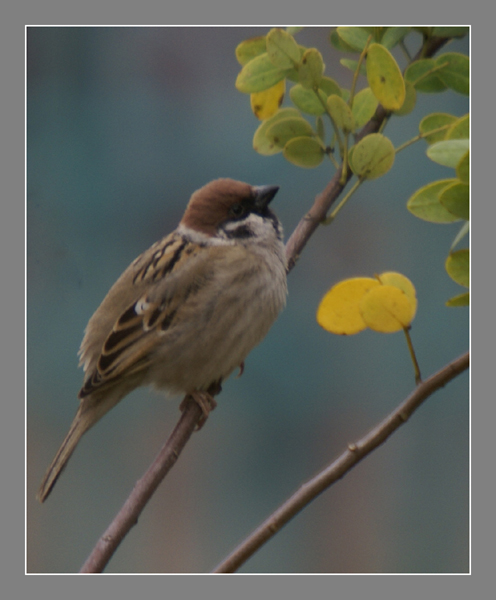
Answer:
[{"left": 213, "top": 351, "right": 469, "bottom": 573}]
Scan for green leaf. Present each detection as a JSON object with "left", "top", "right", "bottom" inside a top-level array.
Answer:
[
  {"left": 340, "top": 58, "right": 367, "bottom": 76},
  {"left": 427, "top": 139, "right": 470, "bottom": 168},
  {"left": 446, "top": 292, "right": 469, "bottom": 307},
  {"left": 451, "top": 221, "right": 469, "bottom": 251},
  {"left": 457, "top": 151, "right": 469, "bottom": 184},
  {"left": 446, "top": 249, "right": 469, "bottom": 287},
  {"left": 235, "top": 36, "right": 267, "bottom": 66},
  {"left": 413, "top": 27, "right": 433, "bottom": 37},
  {"left": 329, "top": 29, "right": 357, "bottom": 53},
  {"left": 285, "top": 45, "right": 308, "bottom": 82},
  {"left": 286, "top": 27, "right": 303, "bottom": 35},
  {"left": 351, "top": 87, "right": 379, "bottom": 128},
  {"left": 419, "top": 113, "right": 458, "bottom": 144},
  {"left": 283, "top": 136, "right": 325, "bottom": 168},
  {"left": 236, "top": 53, "right": 289, "bottom": 93},
  {"left": 336, "top": 27, "right": 371, "bottom": 52},
  {"left": 349, "top": 133, "right": 395, "bottom": 180},
  {"left": 405, "top": 59, "right": 447, "bottom": 93},
  {"left": 439, "top": 181, "right": 469, "bottom": 220},
  {"left": 446, "top": 114, "right": 470, "bottom": 140},
  {"left": 319, "top": 76, "right": 342, "bottom": 97},
  {"left": 432, "top": 27, "right": 469, "bottom": 39},
  {"left": 253, "top": 107, "right": 301, "bottom": 155},
  {"left": 266, "top": 28, "right": 301, "bottom": 69},
  {"left": 366, "top": 43, "right": 405, "bottom": 110},
  {"left": 327, "top": 94, "right": 355, "bottom": 132},
  {"left": 290, "top": 84, "right": 327, "bottom": 115},
  {"left": 407, "top": 179, "right": 461, "bottom": 223},
  {"left": 381, "top": 27, "right": 410, "bottom": 49},
  {"left": 393, "top": 80, "right": 416, "bottom": 116},
  {"left": 298, "top": 48, "right": 325, "bottom": 89},
  {"left": 435, "top": 52, "right": 469, "bottom": 95},
  {"left": 265, "top": 116, "right": 314, "bottom": 149}
]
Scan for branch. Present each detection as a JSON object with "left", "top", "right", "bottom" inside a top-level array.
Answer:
[
  {"left": 79, "top": 397, "right": 205, "bottom": 573},
  {"left": 213, "top": 351, "right": 469, "bottom": 573},
  {"left": 78, "top": 34, "right": 452, "bottom": 573}
]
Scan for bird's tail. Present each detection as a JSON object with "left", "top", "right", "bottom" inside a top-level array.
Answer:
[
  {"left": 36, "top": 391, "right": 123, "bottom": 503},
  {"left": 36, "top": 406, "right": 92, "bottom": 503}
]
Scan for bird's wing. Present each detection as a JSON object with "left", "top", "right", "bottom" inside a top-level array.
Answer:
[{"left": 78, "top": 233, "right": 227, "bottom": 398}]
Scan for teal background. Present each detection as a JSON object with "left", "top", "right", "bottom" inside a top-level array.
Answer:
[{"left": 27, "top": 27, "right": 469, "bottom": 573}]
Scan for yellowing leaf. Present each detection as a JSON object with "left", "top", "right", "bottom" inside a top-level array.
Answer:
[
  {"left": 366, "top": 43, "right": 406, "bottom": 110},
  {"left": 317, "top": 278, "right": 379, "bottom": 335},
  {"left": 360, "top": 285, "right": 415, "bottom": 333},
  {"left": 377, "top": 272, "right": 417, "bottom": 319},
  {"left": 349, "top": 133, "right": 395, "bottom": 179},
  {"left": 250, "top": 79, "right": 285, "bottom": 120}
]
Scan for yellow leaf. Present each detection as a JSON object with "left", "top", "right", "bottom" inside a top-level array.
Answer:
[
  {"left": 366, "top": 43, "right": 406, "bottom": 110},
  {"left": 317, "top": 278, "right": 379, "bottom": 335},
  {"left": 360, "top": 285, "right": 414, "bottom": 333},
  {"left": 250, "top": 79, "right": 286, "bottom": 120},
  {"left": 377, "top": 272, "right": 417, "bottom": 319}
]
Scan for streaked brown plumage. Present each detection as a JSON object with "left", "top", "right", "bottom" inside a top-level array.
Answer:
[{"left": 37, "top": 179, "right": 287, "bottom": 502}]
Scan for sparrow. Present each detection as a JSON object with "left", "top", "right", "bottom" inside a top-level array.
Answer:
[{"left": 36, "top": 178, "right": 287, "bottom": 502}]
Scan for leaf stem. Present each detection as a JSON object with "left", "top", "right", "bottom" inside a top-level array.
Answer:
[
  {"left": 348, "top": 35, "right": 372, "bottom": 108},
  {"left": 322, "top": 177, "right": 363, "bottom": 224},
  {"left": 403, "top": 326, "right": 422, "bottom": 384},
  {"left": 395, "top": 123, "right": 452, "bottom": 154}
]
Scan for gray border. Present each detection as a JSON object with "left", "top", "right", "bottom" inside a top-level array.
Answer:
[{"left": 5, "top": 0, "right": 488, "bottom": 598}]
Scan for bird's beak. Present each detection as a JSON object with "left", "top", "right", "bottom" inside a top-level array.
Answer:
[{"left": 254, "top": 185, "right": 280, "bottom": 209}]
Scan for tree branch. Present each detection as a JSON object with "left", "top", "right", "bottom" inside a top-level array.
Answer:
[
  {"left": 213, "top": 351, "right": 469, "bottom": 573},
  {"left": 78, "top": 34, "right": 454, "bottom": 574},
  {"left": 79, "top": 396, "right": 205, "bottom": 573}
]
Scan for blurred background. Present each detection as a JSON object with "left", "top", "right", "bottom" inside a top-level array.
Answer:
[{"left": 27, "top": 27, "right": 469, "bottom": 573}]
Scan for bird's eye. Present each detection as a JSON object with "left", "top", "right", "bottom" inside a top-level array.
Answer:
[{"left": 230, "top": 203, "right": 245, "bottom": 218}]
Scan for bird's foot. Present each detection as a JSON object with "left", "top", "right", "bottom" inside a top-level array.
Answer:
[{"left": 180, "top": 382, "right": 221, "bottom": 429}]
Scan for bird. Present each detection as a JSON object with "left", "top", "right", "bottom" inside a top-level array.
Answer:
[{"left": 36, "top": 178, "right": 288, "bottom": 502}]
